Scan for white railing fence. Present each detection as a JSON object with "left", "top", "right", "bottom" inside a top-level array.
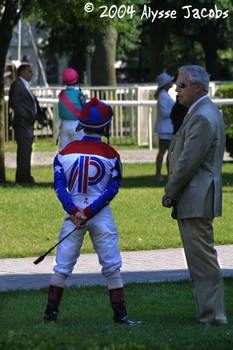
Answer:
[
  {"left": 4, "top": 81, "right": 227, "bottom": 99},
  {"left": 3, "top": 83, "right": 233, "bottom": 149}
]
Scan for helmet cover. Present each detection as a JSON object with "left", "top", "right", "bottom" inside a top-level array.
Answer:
[
  {"left": 62, "top": 68, "right": 78, "bottom": 85},
  {"left": 78, "top": 97, "right": 112, "bottom": 130}
]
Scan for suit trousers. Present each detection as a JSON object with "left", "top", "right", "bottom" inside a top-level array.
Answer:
[
  {"left": 15, "top": 122, "right": 34, "bottom": 182},
  {"left": 178, "top": 217, "right": 227, "bottom": 324}
]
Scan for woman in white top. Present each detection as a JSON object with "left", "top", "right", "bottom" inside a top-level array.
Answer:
[{"left": 154, "top": 73, "right": 175, "bottom": 181}]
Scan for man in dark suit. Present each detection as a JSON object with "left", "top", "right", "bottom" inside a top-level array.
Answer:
[
  {"left": 162, "top": 65, "right": 227, "bottom": 325},
  {"left": 9, "top": 64, "right": 43, "bottom": 183},
  {"left": 170, "top": 96, "right": 188, "bottom": 135}
]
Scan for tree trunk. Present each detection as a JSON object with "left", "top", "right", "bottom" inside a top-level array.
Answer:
[
  {"left": 0, "top": 5, "right": 18, "bottom": 182},
  {"left": 198, "top": 25, "right": 220, "bottom": 80},
  {"left": 91, "top": 26, "right": 118, "bottom": 86},
  {"left": 147, "top": 22, "right": 170, "bottom": 79},
  {"left": 0, "top": 93, "right": 5, "bottom": 182},
  {"left": 0, "top": 0, "right": 31, "bottom": 182}
]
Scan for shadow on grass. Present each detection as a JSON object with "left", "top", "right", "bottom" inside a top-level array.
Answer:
[
  {"left": 121, "top": 175, "right": 166, "bottom": 188},
  {"left": 1, "top": 178, "right": 165, "bottom": 189},
  {"left": 122, "top": 165, "right": 233, "bottom": 189},
  {"left": 1, "top": 269, "right": 233, "bottom": 292},
  {"left": 222, "top": 175, "right": 233, "bottom": 186},
  {"left": 2, "top": 161, "right": 233, "bottom": 190},
  {"left": 0, "top": 270, "right": 190, "bottom": 292},
  {"left": 0, "top": 181, "right": 53, "bottom": 188},
  {"left": 2, "top": 174, "right": 232, "bottom": 190}
]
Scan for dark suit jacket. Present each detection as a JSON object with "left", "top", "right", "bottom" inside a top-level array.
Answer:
[
  {"left": 170, "top": 100, "right": 188, "bottom": 134},
  {"left": 9, "top": 78, "right": 41, "bottom": 127}
]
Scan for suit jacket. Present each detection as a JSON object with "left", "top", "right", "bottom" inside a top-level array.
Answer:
[
  {"left": 9, "top": 78, "right": 41, "bottom": 127},
  {"left": 165, "top": 96, "right": 225, "bottom": 219}
]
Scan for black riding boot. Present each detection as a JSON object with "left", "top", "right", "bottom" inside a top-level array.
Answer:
[
  {"left": 109, "top": 288, "right": 142, "bottom": 325},
  {"left": 44, "top": 285, "right": 64, "bottom": 322}
]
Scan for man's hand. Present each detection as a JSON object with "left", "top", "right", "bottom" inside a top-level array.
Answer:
[
  {"left": 162, "top": 194, "right": 174, "bottom": 208},
  {"left": 66, "top": 212, "right": 88, "bottom": 229}
]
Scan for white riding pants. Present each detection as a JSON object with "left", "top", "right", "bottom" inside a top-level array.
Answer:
[
  {"left": 59, "top": 120, "right": 84, "bottom": 151},
  {"left": 53, "top": 205, "right": 122, "bottom": 277}
]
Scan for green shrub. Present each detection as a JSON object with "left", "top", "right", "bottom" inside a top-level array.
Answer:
[{"left": 215, "top": 83, "right": 233, "bottom": 156}]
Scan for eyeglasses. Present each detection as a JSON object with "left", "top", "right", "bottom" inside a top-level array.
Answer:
[
  {"left": 176, "top": 82, "right": 198, "bottom": 89},
  {"left": 176, "top": 82, "right": 189, "bottom": 89}
]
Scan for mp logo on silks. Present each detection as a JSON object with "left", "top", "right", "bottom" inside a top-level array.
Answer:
[{"left": 69, "top": 155, "right": 105, "bottom": 193}]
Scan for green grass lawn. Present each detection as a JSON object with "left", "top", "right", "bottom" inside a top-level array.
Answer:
[
  {"left": 1, "top": 161, "right": 233, "bottom": 350},
  {"left": 1, "top": 280, "right": 233, "bottom": 350},
  {"left": 4, "top": 137, "right": 152, "bottom": 153},
  {"left": 0, "top": 162, "right": 233, "bottom": 258},
  {"left": 5, "top": 138, "right": 58, "bottom": 153}
]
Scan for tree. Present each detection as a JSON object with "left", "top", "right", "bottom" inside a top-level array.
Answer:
[
  {"left": 27, "top": 0, "right": 118, "bottom": 86},
  {"left": 0, "top": 0, "right": 32, "bottom": 182},
  {"left": 0, "top": 0, "right": 90, "bottom": 182},
  {"left": 0, "top": 0, "right": 107, "bottom": 181},
  {"left": 144, "top": 0, "right": 233, "bottom": 79},
  {"left": 91, "top": 26, "right": 118, "bottom": 85},
  {"left": 38, "top": 21, "right": 93, "bottom": 83},
  {"left": 173, "top": 0, "right": 233, "bottom": 79},
  {"left": 1, "top": 1, "right": 135, "bottom": 180},
  {"left": 90, "top": 0, "right": 147, "bottom": 85},
  {"left": 34, "top": 0, "right": 147, "bottom": 86}
]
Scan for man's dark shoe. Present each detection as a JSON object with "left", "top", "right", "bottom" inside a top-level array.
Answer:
[
  {"left": 28, "top": 176, "right": 35, "bottom": 183},
  {"left": 114, "top": 315, "right": 142, "bottom": 326},
  {"left": 43, "top": 309, "right": 58, "bottom": 322},
  {"left": 199, "top": 319, "right": 227, "bottom": 326},
  {"left": 191, "top": 316, "right": 227, "bottom": 326},
  {"left": 16, "top": 176, "right": 35, "bottom": 184}
]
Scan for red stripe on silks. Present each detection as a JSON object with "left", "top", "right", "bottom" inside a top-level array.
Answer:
[
  {"left": 59, "top": 90, "right": 81, "bottom": 119},
  {"left": 83, "top": 156, "right": 89, "bottom": 193},
  {"left": 60, "top": 141, "right": 120, "bottom": 159},
  {"left": 89, "top": 161, "right": 101, "bottom": 181},
  {"left": 71, "top": 167, "right": 79, "bottom": 189}
]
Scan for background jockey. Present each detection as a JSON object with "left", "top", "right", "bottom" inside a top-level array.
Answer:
[{"left": 58, "top": 67, "right": 86, "bottom": 150}]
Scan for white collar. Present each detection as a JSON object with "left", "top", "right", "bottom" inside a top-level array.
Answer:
[
  {"left": 188, "top": 94, "right": 208, "bottom": 114},
  {"left": 19, "top": 76, "right": 31, "bottom": 89}
]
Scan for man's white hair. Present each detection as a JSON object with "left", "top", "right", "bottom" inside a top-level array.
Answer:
[{"left": 178, "top": 65, "right": 210, "bottom": 93}]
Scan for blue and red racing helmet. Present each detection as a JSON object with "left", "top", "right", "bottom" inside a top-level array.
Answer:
[{"left": 78, "top": 97, "right": 113, "bottom": 131}]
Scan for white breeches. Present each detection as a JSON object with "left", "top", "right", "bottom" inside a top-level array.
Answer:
[
  {"left": 53, "top": 206, "right": 122, "bottom": 278},
  {"left": 59, "top": 120, "right": 84, "bottom": 151}
]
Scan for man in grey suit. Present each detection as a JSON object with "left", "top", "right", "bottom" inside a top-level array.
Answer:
[
  {"left": 9, "top": 64, "right": 44, "bottom": 183},
  {"left": 162, "top": 65, "right": 227, "bottom": 325}
]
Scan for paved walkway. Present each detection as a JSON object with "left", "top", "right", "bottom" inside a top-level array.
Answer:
[
  {"left": 5, "top": 149, "right": 157, "bottom": 167},
  {"left": 2, "top": 150, "right": 233, "bottom": 292},
  {"left": 1, "top": 245, "right": 233, "bottom": 291},
  {"left": 5, "top": 149, "right": 233, "bottom": 167}
]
